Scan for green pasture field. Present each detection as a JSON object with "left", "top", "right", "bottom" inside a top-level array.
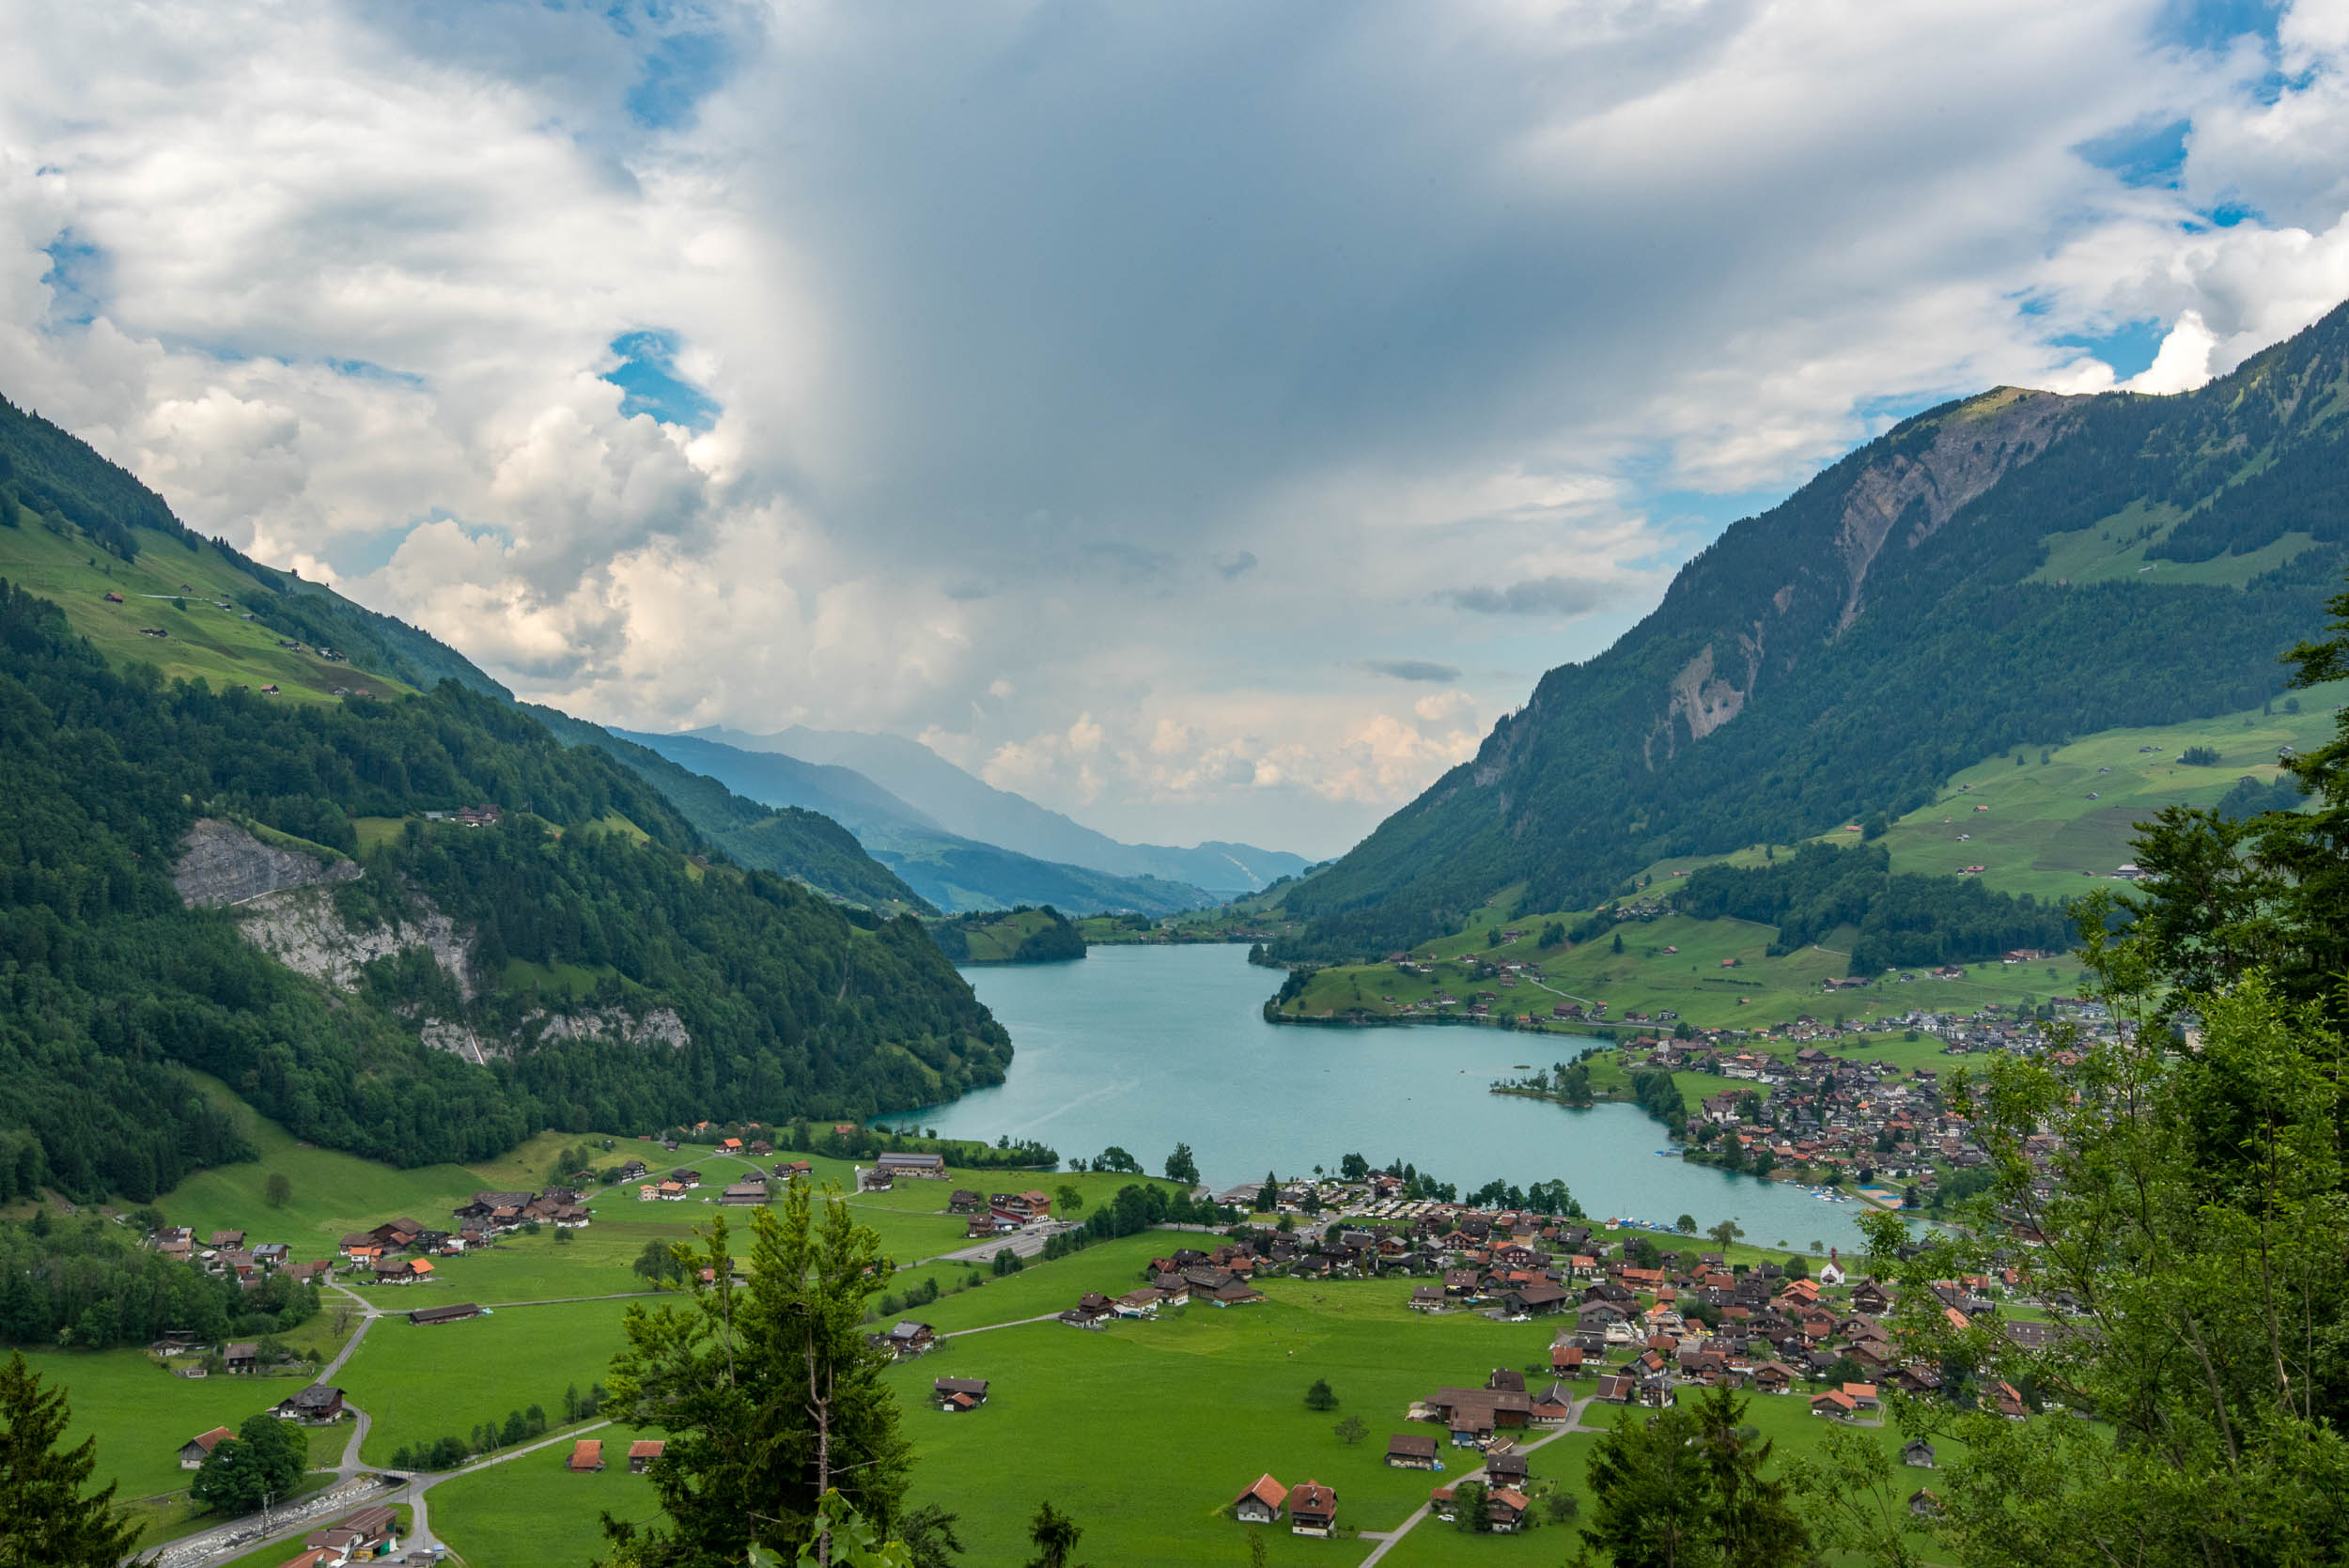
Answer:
[
  {"left": 1866, "top": 680, "right": 2348, "bottom": 903},
  {"left": 1274, "top": 908, "right": 2053, "bottom": 1036},
  {"left": 155, "top": 1073, "right": 490, "bottom": 1252},
  {"left": 428, "top": 1449, "right": 654, "bottom": 1568},
  {"left": 0, "top": 507, "right": 412, "bottom": 702},
  {"left": 882, "top": 1278, "right": 1565, "bottom": 1566},
  {"left": 2024, "top": 493, "right": 2316, "bottom": 589},
  {"left": 23, "top": 1348, "right": 335, "bottom": 1505},
  {"left": 339, "top": 1301, "right": 630, "bottom": 1467}
]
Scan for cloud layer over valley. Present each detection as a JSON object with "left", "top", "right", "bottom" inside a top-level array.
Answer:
[{"left": 6, "top": 0, "right": 2348, "bottom": 854}]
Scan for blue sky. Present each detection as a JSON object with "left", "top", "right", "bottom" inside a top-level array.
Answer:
[{"left": 4, "top": 0, "right": 2347, "bottom": 855}]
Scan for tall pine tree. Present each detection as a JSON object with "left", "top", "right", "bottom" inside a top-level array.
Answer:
[{"left": 0, "top": 1352, "right": 149, "bottom": 1566}]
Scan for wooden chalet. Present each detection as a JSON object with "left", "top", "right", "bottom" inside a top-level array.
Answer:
[{"left": 1233, "top": 1474, "right": 1287, "bottom": 1525}]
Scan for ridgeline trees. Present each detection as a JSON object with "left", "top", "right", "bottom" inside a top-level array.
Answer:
[{"left": 1162, "top": 1142, "right": 1199, "bottom": 1187}]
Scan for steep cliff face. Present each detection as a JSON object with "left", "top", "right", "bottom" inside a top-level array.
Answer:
[
  {"left": 175, "top": 820, "right": 694, "bottom": 1063},
  {"left": 174, "top": 817, "right": 360, "bottom": 907},
  {"left": 1280, "top": 301, "right": 2349, "bottom": 959}
]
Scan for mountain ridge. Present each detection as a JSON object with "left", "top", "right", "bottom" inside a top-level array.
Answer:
[
  {"left": 692, "top": 722, "right": 1312, "bottom": 894},
  {"left": 617, "top": 728, "right": 1221, "bottom": 916},
  {"left": 1278, "top": 300, "right": 2349, "bottom": 960}
]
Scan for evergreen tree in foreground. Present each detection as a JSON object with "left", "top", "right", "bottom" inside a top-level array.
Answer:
[
  {"left": 0, "top": 1351, "right": 149, "bottom": 1566},
  {"left": 600, "top": 1186, "right": 911, "bottom": 1565}
]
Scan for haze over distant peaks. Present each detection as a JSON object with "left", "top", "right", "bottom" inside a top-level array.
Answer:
[{"left": 689, "top": 724, "right": 1312, "bottom": 893}]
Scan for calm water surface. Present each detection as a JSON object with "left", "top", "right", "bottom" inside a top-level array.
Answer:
[{"left": 879, "top": 944, "right": 1873, "bottom": 1250}]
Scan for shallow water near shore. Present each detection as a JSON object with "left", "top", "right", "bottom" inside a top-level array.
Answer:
[{"left": 878, "top": 943, "right": 1875, "bottom": 1250}]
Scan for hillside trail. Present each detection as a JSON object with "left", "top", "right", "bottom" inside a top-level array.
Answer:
[{"left": 1354, "top": 1394, "right": 1593, "bottom": 1566}]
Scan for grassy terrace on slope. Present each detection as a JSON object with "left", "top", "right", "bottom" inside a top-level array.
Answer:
[
  {"left": 926, "top": 904, "right": 1085, "bottom": 963},
  {"left": 1279, "top": 302, "right": 2349, "bottom": 960}
]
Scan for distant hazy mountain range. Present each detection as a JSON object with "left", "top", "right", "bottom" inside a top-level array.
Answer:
[{"left": 616, "top": 726, "right": 1309, "bottom": 915}]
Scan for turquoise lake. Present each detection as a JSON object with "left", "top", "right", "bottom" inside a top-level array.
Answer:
[{"left": 879, "top": 943, "right": 1875, "bottom": 1250}]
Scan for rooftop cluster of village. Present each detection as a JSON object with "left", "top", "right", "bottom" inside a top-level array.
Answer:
[{"left": 899, "top": 1175, "right": 2034, "bottom": 1537}]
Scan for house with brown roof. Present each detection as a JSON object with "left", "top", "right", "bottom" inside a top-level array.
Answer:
[
  {"left": 1234, "top": 1473, "right": 1287, "bottom": 1524},
  {"left": 1289, "top": 1482, "right": 1337, "bottom": 1535},
  {"left": 569, "top": 1439, "right": 606, "bottom": 1472},
  {"left": 303, "top": 1506, "right": 398, "bottom": 1561},
  {"left": 223, "top": 1342, "right": 259, "bottom": 1374},
  {"left": 933, "top": 1377, "right": 988, "bottom": 1412},
  {"left": 629, "top": 1439, "right": 666, "bottom": 1473},
  {"left": 1487, "top": 1486, "right": 1531, "bottom": 1532},
  {"left": 179, "top": 1426, "right": 234, "bottom": 1469},
  {"left": 1385, "top": 1434, "right": 1439, "bottom": 1469},
  {"left": 1811, "top": 1389, "right": 1858, "bottom": 1420}
]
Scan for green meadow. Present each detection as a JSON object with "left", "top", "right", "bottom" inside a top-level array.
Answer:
[
  {"left": 338, "top": 1301, "right": 628, "bottom": 1466},
  {"left": 428, "top": 1449, "right": 656, "bottom": 1567},
  {"left": 35, "top": 1085, "right": 1977, "bottom": 1562},
  {"left": 1866, "top": 679, "right": 2347, "bottom": 902},
  {"left": 0, "top": 508, "right": 413, "bottom": 703}
]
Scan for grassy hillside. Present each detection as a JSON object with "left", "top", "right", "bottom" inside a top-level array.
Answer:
[
  {"left": 1863, "top": 681, "right": 2342, "bottom": 901},
  {"left": 928, "top": 905, "right": 1085, "bottom": 963},
  {"left": 527, "top": 706, "right": 933, "bottom": 914},
  {"left": 1271, "top": 896, "right": 2063, "bottom": 1036},
  {"left": 0, "top": 497, "right": 421, "bottom": 704}
]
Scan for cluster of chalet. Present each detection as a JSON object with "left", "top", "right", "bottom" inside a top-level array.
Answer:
[
  {"left": 568, "top": 1437, "right": 665, "bottom": 1473},
  {"left": 450, "top": 1188, "right": 590, "bottom": 1234},
  {"left": 1231, "top": 1475, "right": 1340, "bottom": 1536},
  {"left": 950, "top": 1188, "right": 1053, "bottom": 1239},
  {"left": 150, "top": 1226, "right": 334, "bottom": 1300},
  {"left": 1404, "top": 1248, "right": 2041, "bottom": 1428},
  {"left": 1417, "top": 1426, "right": 1538, "bottom": 1531},
  {"left": 1635, "top": 1040, "right": 1971, "bottom": 1188}
]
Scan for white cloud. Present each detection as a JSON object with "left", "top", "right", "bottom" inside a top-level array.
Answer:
[{"left": 3, "top": 0, "right": 2348, "bottom": 857}]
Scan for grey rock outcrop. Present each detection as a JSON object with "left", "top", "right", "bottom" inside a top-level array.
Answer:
[{"left": 173, "top": 817, "right": 359, "bottom": 908}]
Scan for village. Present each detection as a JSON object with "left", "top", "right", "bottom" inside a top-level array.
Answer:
[
  {"left": 117, "top": 1092, "right": 2072, "bottom": 1565},
  {"left": 868, "top": 1157, "right": 2047, "bottom": 1544}
]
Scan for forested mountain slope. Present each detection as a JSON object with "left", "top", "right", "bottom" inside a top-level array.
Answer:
[
  {"left": 0, "top": 394, "right": 928, "bottom": 913},
  {"left": 0, "top": 581, "right": 1009, "bottom": 1202},
  {"left": 528, "top": 707, "right": 932, "bottom": 914},
  {"left": 1281, "top": 300, "right": 2349, "bottom": 959}
]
